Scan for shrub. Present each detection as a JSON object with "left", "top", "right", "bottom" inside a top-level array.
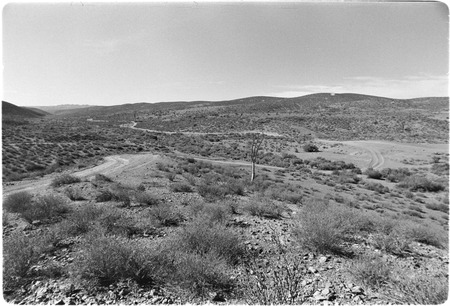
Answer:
[
  {"left": 365, "top": 168, "right": 383, "bottom": 180},
  {"left": 51, "top": 174, "right": 81, "bottom": 187},
  {"left": 364, "top": 182, "right": 390, "bottom": 194},
  {"left": 95, "top": 189, "right": 114, "bottom": 202},
  {"left": 170, "top": 182, "right": 193, "bottom": 193},
  {"left": 175, "top": 218, "right": 247, "bottom": 265},
  {"left": 245, "top": 197, "right": 285, "bottom": 219},
  {"left": 190, "top": 202, "right": 231, "bottom": 224},
  {"left": 63, "top": 204, "right": 104, "bottom": 236},
  {"left": 94, "top": 173, "right": 113, "bottom": 182},
  {"left": 380, "top": 168, "right": 411, "bottom": 182},
  {"left": 3, "top": 191, "right": 33, "bottom": 213},
  {"left": 389, "top": 273, "right": 448, "bottom": 305},
  {"left": 303, "top": 143, "right": 319, "bottom": 152},
  {"left": 371, "top": 231, "right": 411, "bottom": 255},
  {"left": 165, "top": 172, "right": 176, "bottom": 182},
  {"left": 135, "top": 192, "right": 159, "bottom": 206},
  {"left": 351, "top": 253, "right": 391, "bottom": 289},
  {"left": 149, "top": 203, "right": 184, "bottom": 226},
  {"left": 182, "top": 173, "right": 197, "bottom": 186},
  {"left": 64, "top": 186, "right": 85, "bottom": 201},
  {"left": 166, "top": 250, "right": 233, "bottom": 296},
  {"left": 242, "top": 242, "right": 307, "bottom": 304},
  {"left": 74, "top": 233, "right": 156, "bottom": 286},
  {"left": 3, "top": 232, "right": 52, "bottom": 289},
  {"left": 293, "top": 199, "right": 360, "bottom": 254},
  {"left": 398, "top": 175, "right": 446, "bottom": 192},
  {"left": 425, "top": 202, "right": 449, "bottom": 213},
  {"left": 401, "top": 222, "right": 445, "bottom": 248},
  {"left": 21, "top": 194, "right": 70, "bottom": 223}
]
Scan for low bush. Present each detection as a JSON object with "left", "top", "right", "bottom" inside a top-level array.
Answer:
[
  {"left": 351, "top": 253, "right": 391, "bottom": 289},
  {"left": 167, "top": 250, "right": 233, "bottom": 297},
  {"left": 365, "top": 168, "right": 383, "bottom": 180},
  {"left": 175, "top": 217, "right": 247, "bottom": 265},
  {"left": 135, "top": 191, "right": 159, "bottom": 206},
  {"left": 95, "top": 189, "right": 114, "bottom": 202},
  {"left": 182, "top": 173, "right": 197, "bottom": 186},
  {"left": 303, "top": 143, "right": 319, "bottom": 152},
  {"left": 170, "top": 182, "right": 193, "bottom": 193},
  {"left": 63, "top": 204, "right": 104, "bottom": 236},
  {"left": 245, "top": 197, "right": 285, "bottom": 219},
  {"left": 94, "top": 173, "right": 113, "bottom": 182},
  {"left": 64, "top": 186, "right": 85, "bottom": 201},
  {"left": 149, "top": 203, "right": 184, "bottom": 226},
  {"left": 398, "top": 175, "right": 446, "bottom": 192},
  {"left": 380, "top": 168, "right": 411, "bottom": 182},
  {"left": 293, "top": 199, "right": 361, "bottom": 254},
  {"left": 364, "top": 182, "right": 390, "bottom": 194},
  {"left": 425, "top": 202, "right": 449, "bottom": 213},
  {"left": 389, "top": 272, "right": 448, "bottom": 305},
  {"left": 190, "top": 201, "right": 231, "bottom": 224},
  {"left": 4, "top": 232, "right": 53, "bottom": 289},
  {"left": 242, "top": 245, "right": 307, "bottom": 304},
  {"left": 51, "top": 174, "right": 81, "bottom": 187},
  {"left": 165, "top": 172, "right": 176, "bottom": 182},
  {"left": 3, "top": 191, "right": 33, "bottom": 213},
  {"left": 74, "top": 233, "right": 156, "bottom": 286},
  {"left": 21, "top": 193, "right": 70, "bottom": 223}
]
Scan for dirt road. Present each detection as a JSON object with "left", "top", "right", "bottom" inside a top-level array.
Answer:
[{"left": 3, "top": 156, "right": 137, "bottom": 197}]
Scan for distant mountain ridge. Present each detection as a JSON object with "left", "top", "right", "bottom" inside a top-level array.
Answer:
[{"left": 48, "top": 93, "right": 448, "bottom": 118}]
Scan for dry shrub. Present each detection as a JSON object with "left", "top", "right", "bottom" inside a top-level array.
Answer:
[
  {"left": 293, "top": 199, "right": 360, "bottom": 254},
  {"left": 73, "top": 232, "right": 156, "bottom": 286},
  {"left": 242, "top": 237, "right": 307, "bottom": 305},
  {"left": 388, "top": 273, "right": 448, "bottom": 305},
  {"left": 4, "top": 232, "right": 54, "bottom": 289},
  {"left": 351, "top": 253, "right": 392, "bottom": 289},
  {"left": 170, "top": 182, "right": 193, "bottom": 193},
  {"left": 245, "top": 197, "right": 286, "bottom": 219},
  {"left": 135, "top": 191, "right": 159, "bottom": 206},
  {"left": 51, "top": 174, "right": 81, "bottom": 187},
  {"left": 149, "top": 202, "right": 184, "bottom": 226},
  {"left": 3, "top": 191, "right": 33, "bottom": 213},
  {"left": 21, "top": 193, "right": 70, "bottom": 223},
  {"left": 175, "top": 217, "right": 247, "bottom": 265},
  {"left": 64, "top": 186, "right": 85, "bottom": 201}
]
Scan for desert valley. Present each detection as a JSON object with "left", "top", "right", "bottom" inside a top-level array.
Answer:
[{"left": 2, "top": 93, "right": 449, "bottom": 304}]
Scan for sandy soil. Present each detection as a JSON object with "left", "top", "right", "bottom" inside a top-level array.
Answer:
[{"left": 308, "top": 139, "right": 449, "bottom": 170}]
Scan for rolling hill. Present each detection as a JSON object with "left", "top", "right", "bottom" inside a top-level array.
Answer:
[{"left": 2, "top": 101, "right": 49, "bottom": 118}]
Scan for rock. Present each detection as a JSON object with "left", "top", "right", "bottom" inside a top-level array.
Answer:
[
  {"left": 55, "top": 299, "right": 65, "bottom": 305},
  {"left": 313, "top": 291, "right": 328, "bottom": 301},
  {"left": 308, "top": 267, "right": 318, "bottom": 274},
  {"left": 212, "top": 292, "right": 226, "bottom": 302},
  {"left": 319, "top": 256, "right": 328, "bottom": 263},
  {"left": 32, "top": 220, "right": 42, "bottom": 226},
  {"left": 352, "top": 286, "right": 364, "bottom": 294}
]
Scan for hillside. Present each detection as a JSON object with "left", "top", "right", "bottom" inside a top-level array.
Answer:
[{"left": 2, "top": 101, "right": 48, "bottom": 118}]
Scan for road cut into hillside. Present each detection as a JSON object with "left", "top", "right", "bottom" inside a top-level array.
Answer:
[{"left": 3, "top": 155, "right": 159, "bottom": 197}]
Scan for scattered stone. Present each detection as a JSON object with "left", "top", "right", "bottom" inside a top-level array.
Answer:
[
  {"left": 308, "top": 267, "right": 318, "bottom": 274},
  {"left": 351, "top": 286, "right": 364, "bottom": 295}
]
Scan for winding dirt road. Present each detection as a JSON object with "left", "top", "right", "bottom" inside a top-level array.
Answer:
[
  {"left": 318, "top": 139, "right": 386, "bottom": 169},
  {"left": 3, "top": 156, "right": 133, "bottom": 197}
]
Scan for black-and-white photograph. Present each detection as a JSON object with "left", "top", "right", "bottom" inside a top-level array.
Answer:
[{"left": 2, "top": 1, "right": 449, "bottom": 304}]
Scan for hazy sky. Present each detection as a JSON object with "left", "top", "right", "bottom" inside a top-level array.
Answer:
[{"left": 3, "top": 1, "right": 449, "bottom": 106}]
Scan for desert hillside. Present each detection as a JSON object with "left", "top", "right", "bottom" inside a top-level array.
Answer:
[{"left": 2, "top": 93, "right": 449, "bottom": 305}]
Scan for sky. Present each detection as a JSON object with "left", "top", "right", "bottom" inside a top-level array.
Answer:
[{"left": 2, "top": 1, "right": 449, "bottom": 107}]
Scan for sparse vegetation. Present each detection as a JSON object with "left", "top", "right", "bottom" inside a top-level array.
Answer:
[{"left": 51, "top": 174, "right": 81, "bottom": 187}]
